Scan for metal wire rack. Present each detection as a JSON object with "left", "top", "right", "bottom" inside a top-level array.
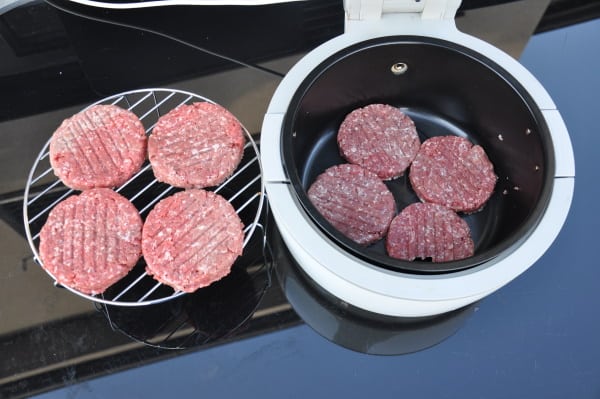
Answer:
[{"left": 23, "top": 88, "right": 265, "bottom": 306}]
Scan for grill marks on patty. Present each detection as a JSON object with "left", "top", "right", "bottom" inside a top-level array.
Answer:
[
  {"left": 409, "top": 136, "right": 497, "bottom": 213},
  {"left": 142, "top": 189, "right": 244, "bottom": 293},
  {"left": 148, "top": 102, "right": 245, "bottom": 189},
  {"left": 49, "top": 104, "right": 147, "bottom": 190},
  {"left": 38, "top": 188, "right": 143, "bottom": 295},
  {"left": 337, "top": 104, "right": 421, "bottom": 180},
  {"left": 386, "top": 202, "right": 474, "bottom": 262},
  {"left": 307, "top": 164, "right": 396, "bottom": 246}
]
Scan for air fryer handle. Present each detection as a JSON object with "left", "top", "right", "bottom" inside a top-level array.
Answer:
[{"left": 344, "top": 0, "right": 461, "bottom": 22}]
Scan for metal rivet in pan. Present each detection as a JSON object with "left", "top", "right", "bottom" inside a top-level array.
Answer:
[
  {"left": 535, "top": 165, "right": 540, "bottom": 171},
  {"left": 498, "top": 134, "right": 504, "bottom": 141},
  {"left": 525, "top": 128, "right": 532, "bottom": 135},
  {"left": 391, "top": 62, "right": 408, "bottom": 75}
]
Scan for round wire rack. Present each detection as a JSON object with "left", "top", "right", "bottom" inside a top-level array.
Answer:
[{"left": 23, "top": 88, "right": 265, "bottom": 307}]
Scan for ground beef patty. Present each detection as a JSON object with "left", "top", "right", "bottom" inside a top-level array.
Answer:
[
  {"left": 337, "top": 104, "right": 421, "bottom": 180},
  {"left": 49, "top": 104, "right": 147, "bottom": 190},
  {"left": 386, "top": 202, "right": 474, "bottom": 262},
  {"left": 307, "top": 164, "right": 396, "bottom": 246},
  {"left": 148, "top": 102, "right": 245, "bottom": 188},
  {"left": 409, "top": 135, "right": 497, "bottom": 213},
  {"left": 142, "top": 189, "right": 244, "bottom": 293},
  {"left": 38, "top": 188, "right": 143, "bottom": 295}
]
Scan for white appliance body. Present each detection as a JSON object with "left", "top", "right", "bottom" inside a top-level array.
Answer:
[{"left": 261, "top": 0, "right": 575, "bottom": 317}]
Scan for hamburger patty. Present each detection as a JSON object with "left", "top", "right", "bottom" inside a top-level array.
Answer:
[
  {"left": 307, "top": 163, "right": 396, "bottom": 246},
  {"left": 38, "top": 188, "right": 143, "bottom": 295},
  {"left": 409, "top": 135, "right": 497, "bottom": 213},
  {"left": 148, "top": 102, "right": 245, "bottom": 188},
  {"left": 386, "top": 202, "right": 474, "bottom": 262},
  {"left": 49, "top": 104, "right": 147, "bottom": 190},
  {"left": 337, "top": 104, "right": 421, "bottom": 180},
  {"left": 142, "top": 189, "right": 245, "bottom": 293}
]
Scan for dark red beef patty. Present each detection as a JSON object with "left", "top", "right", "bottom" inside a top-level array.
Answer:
[
  {"left": 386, "top": 202, "right": 474, "bottom": 262},
  {"left": 307, "top": 164, "right": 396, "bottom": 246},
  {"left": 39, "top": 188, "right": 143, "bottom": 295},
  {"left": 409, "top": 135, "right": 497, "bottom": 213},
  {"left": 148, "top": 102, "right": 245, "bottom": 189},
  {"left": 49, "top": 104, "right": 147, "bottom": 190},
  {"left": 337, "top": 104, "right": 421, "bottom": 180},
  {"left": 142, "top": 189, "right": 244, "bottom": 293}
]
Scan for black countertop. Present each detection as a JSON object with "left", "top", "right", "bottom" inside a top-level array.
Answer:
[{"left": 1, "top": 1, "right": 599, "bottom": 397}]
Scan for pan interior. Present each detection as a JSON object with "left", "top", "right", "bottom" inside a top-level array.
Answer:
[{"left": 281, "top": 36, "right": 554, "bottom": 274}]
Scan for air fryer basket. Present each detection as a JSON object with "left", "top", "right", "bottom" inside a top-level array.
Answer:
[{"left": 282, "top": 36, "right": 555, "bottom": 274}]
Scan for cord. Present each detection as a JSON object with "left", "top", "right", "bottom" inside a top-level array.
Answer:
[{"left": 45, "top": 0, "right": 287, "bottom": 78}]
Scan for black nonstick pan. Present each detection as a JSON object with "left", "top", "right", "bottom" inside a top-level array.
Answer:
[{"left": 281, "top": 36, "right": 555, "bottom": 274}]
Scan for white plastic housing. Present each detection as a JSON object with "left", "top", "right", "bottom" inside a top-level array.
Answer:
[{"left": 261, "top": 12, "right": 575, "bottom": 317}]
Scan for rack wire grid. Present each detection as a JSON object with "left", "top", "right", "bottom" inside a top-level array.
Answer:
[{"left": 23, "top": 88, "right": 266, "bottom": 306}]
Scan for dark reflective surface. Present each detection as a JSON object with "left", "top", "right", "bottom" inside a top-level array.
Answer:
[{"left": 0, "top": 1, "right": 599, "bottom": 398}]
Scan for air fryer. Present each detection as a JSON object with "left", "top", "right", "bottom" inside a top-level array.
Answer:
[
  {"left": 282, "top": 36, "right": 553, "bottom": 273},
  {"left": 260, "top": 1, "right": 574, "bottom": 317}
]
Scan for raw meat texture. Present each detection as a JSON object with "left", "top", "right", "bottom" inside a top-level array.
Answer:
[
  {"left": 38, "top": 188, "right": 143, "bottom": 295},
  {"left": 386, "top": 202, "right": 474, "bottom": 262},
  {"left": 409, "top": 135, "right": 497, "bottom": 213},
  {"left": 307, "top": 163, "right": 396, "bottom": 246},
  {"left": 142, "top": 189, "right": 244, "bottom": 293},
  {"left": 49, "top": 104, "right": 147, "bottom": 190},
  {"left": 148, "top": 102, "right": 245, "bottom": 188},
  {"left": 337, "top": 104, "right": 421, "bottom": 180}
]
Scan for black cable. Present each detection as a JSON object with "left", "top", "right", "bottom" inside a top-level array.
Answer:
[{"left": 44, "top": 0, "right": 286, "bottom": 78}]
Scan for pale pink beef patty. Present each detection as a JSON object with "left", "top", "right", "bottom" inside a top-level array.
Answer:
[
  {"left": 148, "top": 102, "right": 245, "bottom": 188},
  {"left": 38, "top": 188, "right": 143, "bottom": 295},
  {"left": 49, "top": 104, "right": 147, "bottom": 190},
  {"left": 409, "top": 135, "right": 497, "bottom": 213},
  {"left": 142, "top": 189, "right": 244, "bottom": 293},
  {"left": 307, "top": 164, "right": 396, "bottom": 246},
  {"left": 386, "top": 202, "right": 474, "bottom": 262},
  {"left": 337, "top": 104, "right": 421, "bottom": 180}
]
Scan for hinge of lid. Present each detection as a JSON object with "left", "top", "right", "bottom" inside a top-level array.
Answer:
[{"left": 344, "top": 0, "right": 461, "bottom": 22}]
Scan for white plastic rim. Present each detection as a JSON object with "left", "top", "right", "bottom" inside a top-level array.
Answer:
[{"left": 261, "top": 17, "right": 575, "bottom": 317}]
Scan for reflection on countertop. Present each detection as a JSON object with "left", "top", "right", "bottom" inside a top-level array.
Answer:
[{"left": 1, "top": 0, "right": 599, "bottom": 397}]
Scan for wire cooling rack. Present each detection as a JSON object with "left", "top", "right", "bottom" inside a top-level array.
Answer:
[{"left": 23, "top": 88, "right": 265, "bottom": 306}]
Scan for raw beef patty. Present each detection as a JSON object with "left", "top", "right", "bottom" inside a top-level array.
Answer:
[
  {"left": 409, "top": 135, "right": 497, "bottom": 213},
  {"left": 142, "top": 189, "right": 245, "bottom": 293},
  {"left": 386, "top": 202, "right": 474, "bottom": 262},
  {"left": 39, "top": 188, "right": 143, "bottom": 295},
  {"left": 337, "top": 104, "right": 421, "bottom": 180},
  {"left": 307, "top": 163, "right": 396, "bottom": 246},
  {"left": 49, "top": 104, "right": 147, "bottom": 190},
  {"left": 148, "top": 102, "right": 245, "bottom": 188}
]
